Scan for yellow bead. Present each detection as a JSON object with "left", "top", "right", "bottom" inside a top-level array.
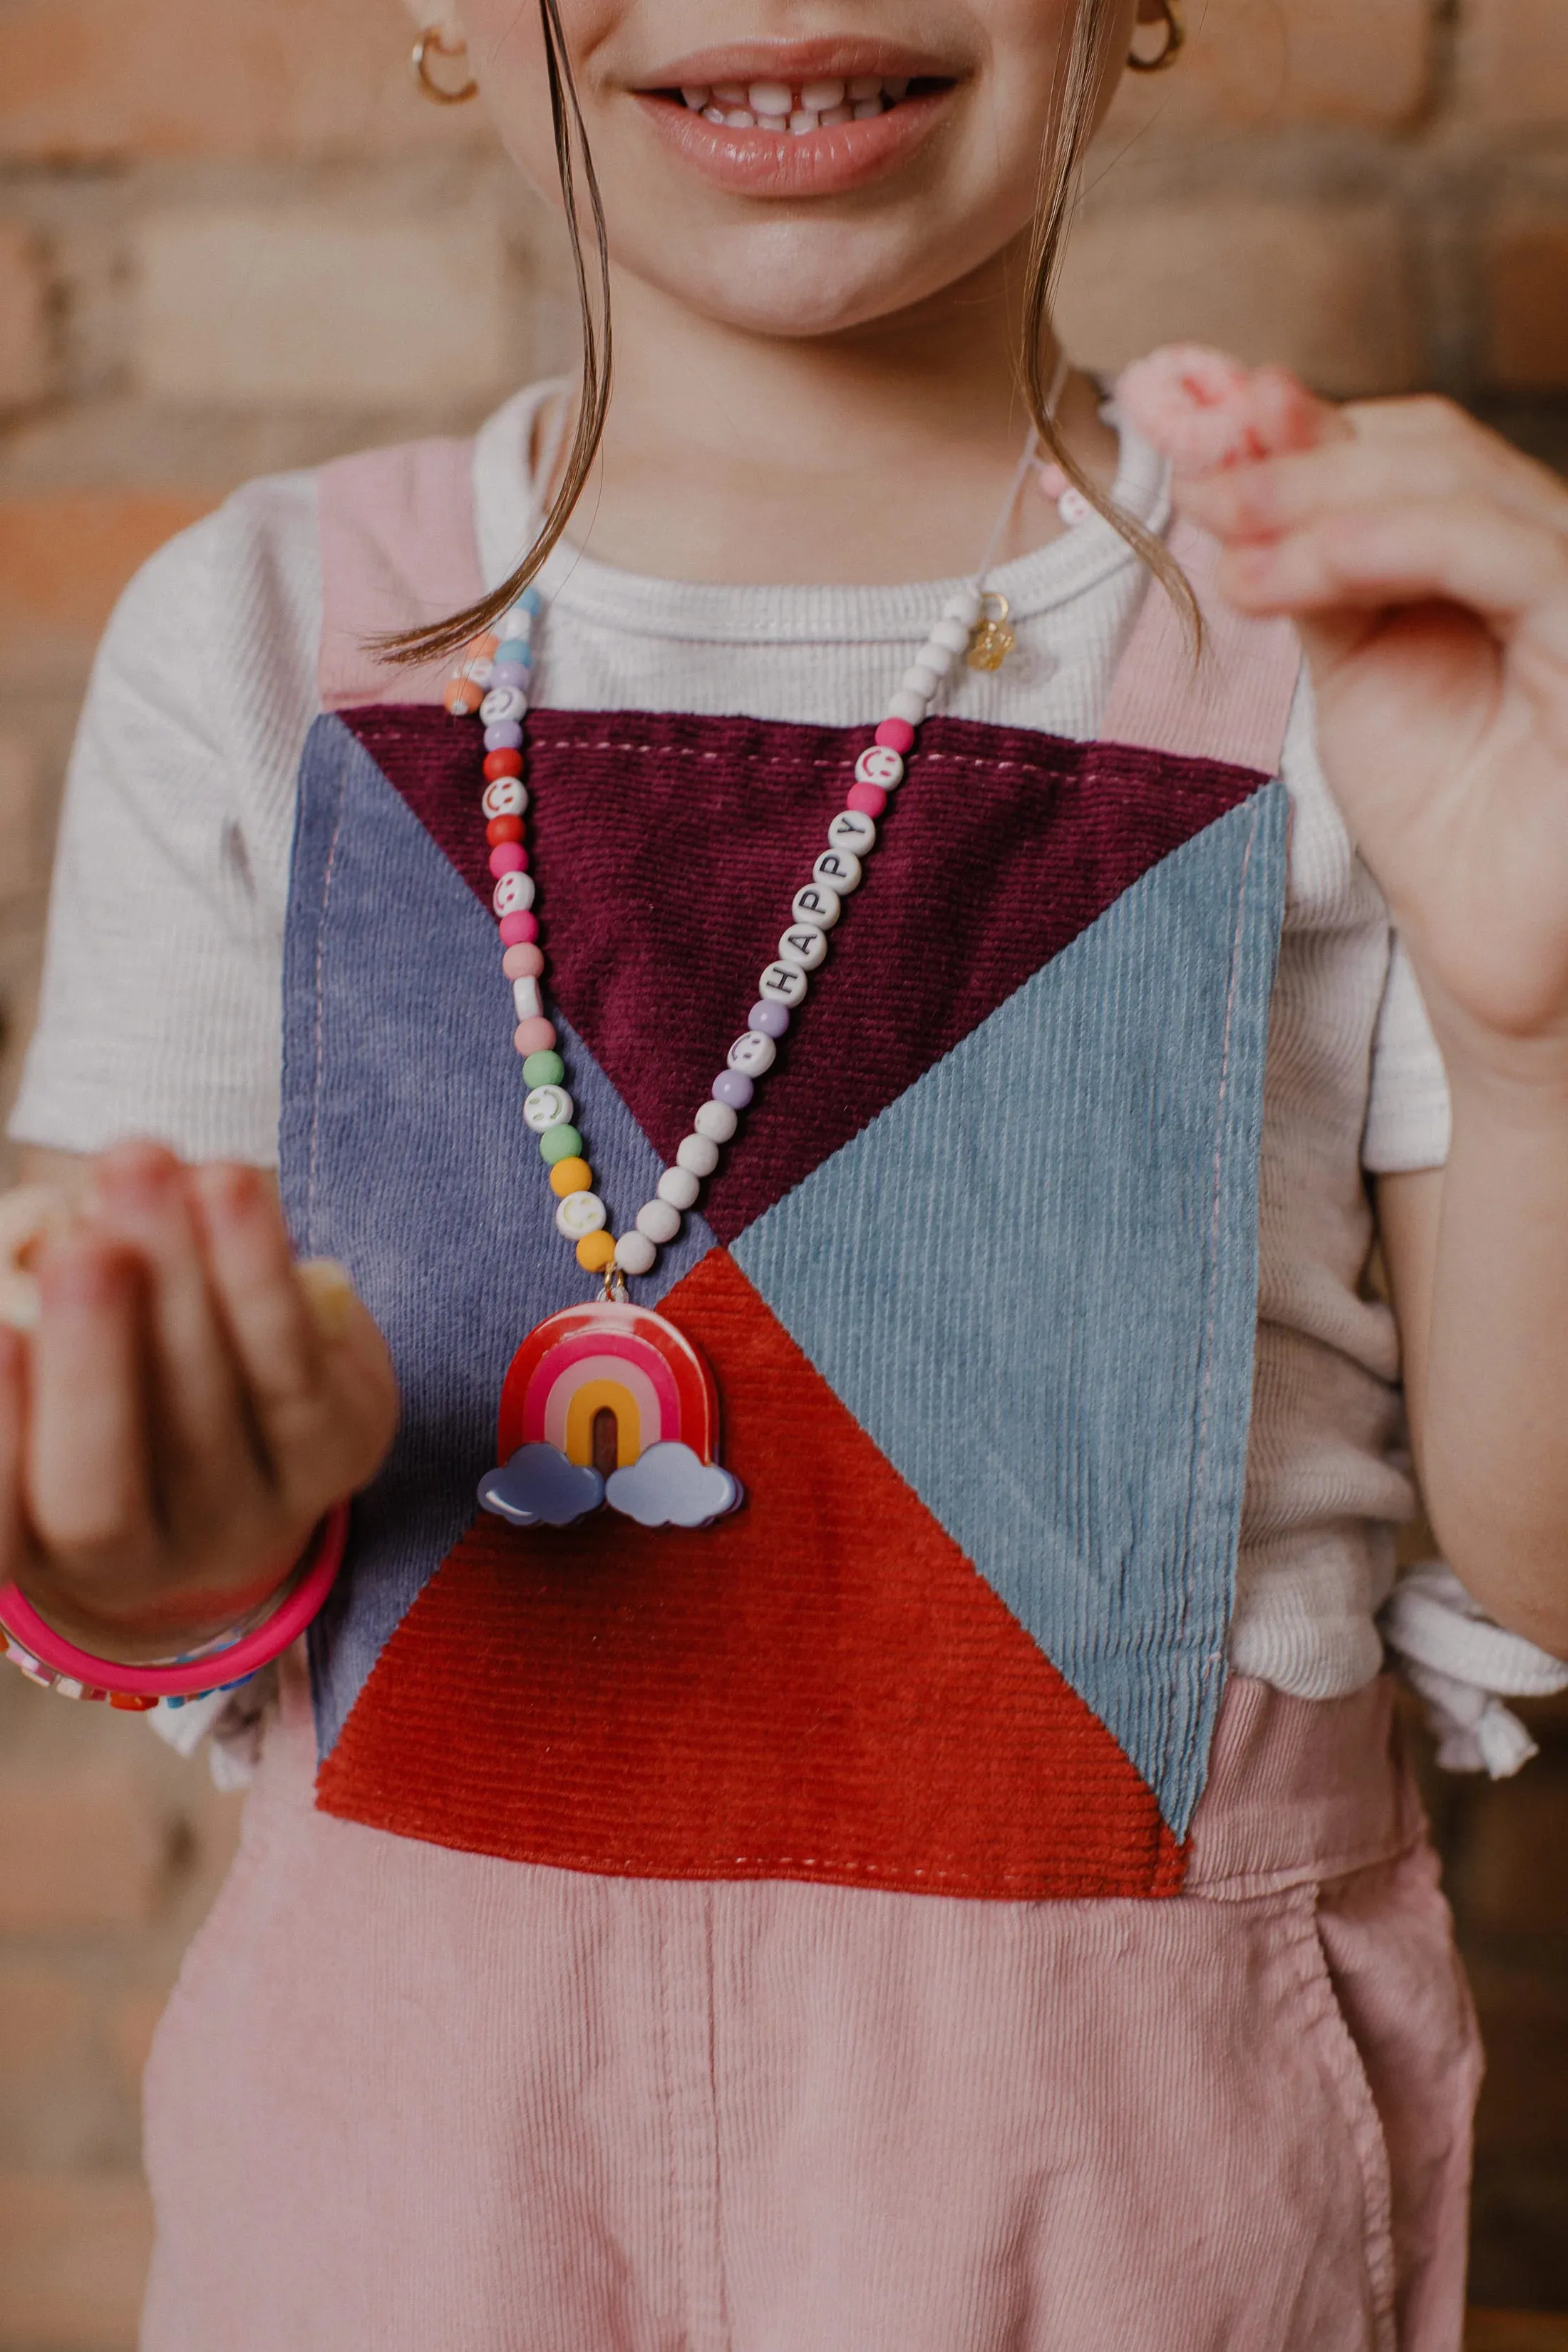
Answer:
[
  {"left": 550, "top": 1156, "right": 592, "bottom": 1198},
  {"left": 576, "top": 1230, "right": 616, "bottom": 1273}
]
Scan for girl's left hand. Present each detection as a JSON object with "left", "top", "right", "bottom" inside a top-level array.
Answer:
[{"left": 1174, "top": 386, "right": 1568, "bottom": 1078}]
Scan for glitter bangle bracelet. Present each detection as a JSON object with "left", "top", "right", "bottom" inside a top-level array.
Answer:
[{"left": 0, "top": 1503, "right": 350, "bottom": 1701}]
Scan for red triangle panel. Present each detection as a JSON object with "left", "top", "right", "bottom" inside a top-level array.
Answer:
[{"left": 317, "top": 1248, "right": 1185, "bottom": 1900}]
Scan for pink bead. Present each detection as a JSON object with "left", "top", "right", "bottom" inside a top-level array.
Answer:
[
  {"left": 847, "top": 782, "right": 887, "bottom": 817},
  {"left": 515, "top": 1016, "right": 557, "bottom": 1056},
  {"left": 499, "top": 912, "right": 539, "bottom": 947},
  {"left": 488, "top": 842, "right": 527, "bottom": 877},
  {"left": 502, "top": 942, "right": 545, "bottom": 979},
  {"left": 875, "top": 718, "right": 915, "bottom": 753}
]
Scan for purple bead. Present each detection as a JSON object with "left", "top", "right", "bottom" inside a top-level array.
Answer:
[
  {"left": 712, "top": 1068, "right": 754, "bottom": 1110},
  {"left": 748, "top": 999, "right": 790, "bottom": 1038},
  {"left": 485, "top": 721, "right": 525, "bottom": 751},
  {"left": 490, "top": 659, "right": 530, "bottom": 691}
]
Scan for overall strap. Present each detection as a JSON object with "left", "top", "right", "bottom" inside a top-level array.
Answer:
[
  {"left": 1100, "top": 517, "right": 1301, "bottom": 777},
  {"left": 317, "top": 438, "right": 485, "bottom": 712}
]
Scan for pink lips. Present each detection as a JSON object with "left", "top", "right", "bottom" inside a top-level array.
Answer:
[{"left": 630, "top": 56, "right": 956, "bottom": 198}]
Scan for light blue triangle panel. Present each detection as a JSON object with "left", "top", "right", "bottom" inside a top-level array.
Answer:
[
  {"left": 733, "top": 783, "right": 1288, "bottom": 1837},
  {"left": 281, "top": 715, "right": 716, "bottom": 1754}
]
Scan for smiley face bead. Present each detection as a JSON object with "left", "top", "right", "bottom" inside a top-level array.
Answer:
[{"left": 523, "top": 1084, "right": 574, "bottom": 1133}]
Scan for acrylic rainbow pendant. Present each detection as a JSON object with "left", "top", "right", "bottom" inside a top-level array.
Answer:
[{"left": 478, "top": 1301, "right": 744, "bottom": 1531}]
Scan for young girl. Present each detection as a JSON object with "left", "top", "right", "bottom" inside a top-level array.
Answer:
[{"left": 4, "top": 0, "right": 1567, "bottom": 2342}]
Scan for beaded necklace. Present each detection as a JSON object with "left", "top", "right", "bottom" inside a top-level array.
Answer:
[{"left": 446, "top": 388, "right": 1078, "bottom": 1533}]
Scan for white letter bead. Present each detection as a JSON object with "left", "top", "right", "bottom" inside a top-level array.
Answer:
[
  {"left": 778, "top": 923, "right": 829, "bottom": 972},
  {"left": 855, "top": 745, "right": 904, "bottom": 789},
  {"left": 828, "top": 810, "right": 876, "bottom": 856},
  {"left": 493, "top": 870, "right": 535, "bottom": 917},
  {"left": 728, "top": 1031, "right": 777, "bottom": 1077},
  {"left": 916, "top": 639, "right": 955, "bottom": 676},
  {"left": 758, "top": 960, "right": 808, "bottom": 1006},
  {"left": 929, "top": 615, "right": 971, "bottom": 654},
  {"left": 887, "top": 689, "right": 927, "bottom": 727},
  {"left": 555, "top": 1190, "right": 607, "bottom": 1239},
  {"left": 677, "top": 1132, "right": 721, "bottom": 1176},
  {"left": 523, "top": 1083, "right": 574, "bottom": 1133},
  {"left": 615, "top": 1231, "right": 657, "bottom": 1276},
  {"left": 512, "top": 976, "right": 542, "bottom": 1022},
  {"left": 479, "top": 686, "right": 527, "bottom": 726},
  {"left": 657, "top": 1166, "right": 701, "bottom": 1210},
  {"left": 693, "top": 1100, "right": 738, "bottom": 1143},
  {"left": 942, "top": 587, "right": 983, "bottom": 627},
  {"left": 481, "top": 776, "right": 528, "bottom": 820},
  {"left": 813, "top": 847, "right": 862, "bottom": 895},
  {"left": 900, "top": 664, "right": 939, "bottom": 699},
  {"left": 636, "top": 1199, "right": 683, "bottom": 1245},
  {"left": 790, "top": 883, "right": 841, "bottom": 931}
]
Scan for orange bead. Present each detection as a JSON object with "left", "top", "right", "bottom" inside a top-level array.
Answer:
[
  {"left": 443, "top": 674, "right": 483, "bottom": 716},
  {"left": 576, "top": 1230, "right": 616, "bottom": 1274},
  {"left": 486, "top": 814, "right": 524, "bottom": 847},
  {"left": 550, "top": 1156, "right": 592, "bottom": 1198}
]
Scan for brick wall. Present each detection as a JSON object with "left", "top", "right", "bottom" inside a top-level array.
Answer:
[{"left": 0, "top": 1, "right": 1564, "bottom": 2341}]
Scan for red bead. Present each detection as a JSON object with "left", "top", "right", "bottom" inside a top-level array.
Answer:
[
  {"left": 486, "top": 814, "right": 524, "bottom": 846},
  {"left": 500, "top": 911, "right": 539, "bottom": 946},
  {"left": 484, "top": 748, "right": 525, "bottom": 781},
  {"left": 489, "top": 842, "right": 527, "bottom": 878},
  {"left": 875, "top": 718, "right": 915, "bottom": 754},
  {"left": 847, "top": 782, "right": 887, "bottom": 817}
]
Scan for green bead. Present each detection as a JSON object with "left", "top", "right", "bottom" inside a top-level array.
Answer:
[
  {"left": 540, "top": 1124, "right": 583, "bottom": 1166},
  {"left": 522, "top": 1049, "right": 565, "bottom": 1088}
]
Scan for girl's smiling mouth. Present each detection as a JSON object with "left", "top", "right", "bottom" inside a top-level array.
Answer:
[{"left": 631, "top": 46, "right": 961, "bottom": 196}]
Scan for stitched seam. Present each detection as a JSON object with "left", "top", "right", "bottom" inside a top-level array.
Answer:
[{"left": 304, "top": 750, "right": 350, "bottom": 1249}]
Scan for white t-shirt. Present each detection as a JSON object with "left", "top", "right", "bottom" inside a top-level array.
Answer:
[{"left": 9, "top": 387, "right": 1452, "bottom": 1703}]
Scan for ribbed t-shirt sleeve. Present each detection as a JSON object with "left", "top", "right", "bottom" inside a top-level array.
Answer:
[
  {"left": 7, "top": 475, "right": 320, "bottom": 1167},
  {"left": 1362, "top": 932, "right": 1451, "bottom": 1172}
]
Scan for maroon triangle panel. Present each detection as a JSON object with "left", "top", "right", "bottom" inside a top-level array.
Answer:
[
  {"left": 316, "top": 1247, "right": 1186, "bottom": 1901},
  {"left": 341, "top": 704, "right": 1266, "bottom": 1243}
]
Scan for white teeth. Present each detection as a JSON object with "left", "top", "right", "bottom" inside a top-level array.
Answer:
[
  {"left": 788, "top": 108, "right": 820, "bottom": 135},
  {"left": 800, "top": 76, "right": 846, "bottom": 110},
  {"left": 681, "top": 84, "right": 711, "bottom": 108},
  {"left": 724, "top": 107, "right": 756, "bottom": 125},
  {"left": 687, "top": 73, "right": 918, "bottom": 132},
  {"left": 818, "top": 103, "right": 852, "bottom": 125},
  {"left": 713, "top": 81, "right": 748, "bottom": 102},
  {"left": 703, "top": 104, "right": 725, "bottom": 121},
  {"left": 852, "top": 97, "right": 883, "bottom": 117},
  {"left": 748, "top": 78, "right": 792, "bottom": 115},
  {"left": 847, "top": 75, "right": 882, "bottom": 99},
  {"left": 757, "top": 113, "right": 789, "bottom": 132},
  {"left": 886, "top": 76, "right": 909, "bottom": 98}
]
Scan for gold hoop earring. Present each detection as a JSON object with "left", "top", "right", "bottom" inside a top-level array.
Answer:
[
  {"left": 412, "top": 26, "right": 479, "bottom": 104},
  {"left": 1128, "top": 0, "right": 1185, "bottom": 72}
]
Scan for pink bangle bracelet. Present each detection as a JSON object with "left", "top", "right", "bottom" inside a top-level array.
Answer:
[{"left": 0, "top": 1504, "right": 350, "bottom": 1706}]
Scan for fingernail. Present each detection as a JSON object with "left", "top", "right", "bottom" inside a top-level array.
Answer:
[
  {"left": 194, "top": 1162, "right": 259, "bottom": 1220},
  {"left": 296, "top": 1258, "right": 356, "bottom": 1341},
  {"left": 98, "top": 1138, "right": 178, "bottom": 1207},
  {"left": 38, "top": 1235, "right": 126, "bottom": 1308}
]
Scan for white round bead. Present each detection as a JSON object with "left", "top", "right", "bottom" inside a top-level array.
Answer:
[
  {"left": 855, "top": 745, "right": 904, "bottom": 789},
  {"left": 791, "top": 882, "right": 841, "bottom": 931},
  {"left": 758, "top": 959, "right": 808, "bottom": 1006},
  {"left": 777, "top": 923, "right": 829, "bottom": 972},
  {"left": 636, "top": 1199, "right": 683, "bottom": 1245},
  {"left": 464, "top": 657, "right": 495, "bottom": 693},
  {"left": 728, "top": 1031, "right": 777, "bottom": 1077},
  {"left": 694, "top": 1101, "right": 738, "bottom": 1143},
  {"left": 555, "top": 1190, "right": 607, "bottom": 1239},
  {"left": 614, "top": 1232, "right": 657, "bottom": 1276},
  {"left": 929, "top": 615, "right": 971, "bottom": 654},
  {"left": 813, "top": 847, "right": 862, "bottom": 896},
  {"left": 900, "top": 663, "right": 940, "bottom": 699},
  {"left": 500, "top": 606, "right": 537, "bottom": 640},
  {"left": 480, "top": 686, "right": 527, "bottom": 726},
  {"left": 916, "top": 638, "right": 956, "bottom": 677},
  {"left": 512, "top": 975, "right": 542, "bottom": 1022},
  {"left": 677, "top": 1132, "right": 721, "bottom": 1176},
  {"left": 657, "top": 1166, "right": 701, "bottom": 1210},
  {"left": 1059, "top": 487, "right": 1093, "bottom": 526},
  {"left": 492, "top": 870, "right": 535, "bottom": 917},
  {"left": 481, "top": 776, "right": 528, "bottom": 820},
  {"left": 942, "top": 587, "right": 983, "bottom": 627},
  {"left": 523, "top": 1083, "right": 574, "bottom": 1133},
  {"left": 887, "top": 689, "right": 927, "bottom": 727},
  {"left": 828, "top": 809, "right": 876, "bottom": 857}
]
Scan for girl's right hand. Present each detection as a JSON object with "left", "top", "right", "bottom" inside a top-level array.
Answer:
[{"left": 0, "top": 1140, "right": 398, "bottom": 1662}]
